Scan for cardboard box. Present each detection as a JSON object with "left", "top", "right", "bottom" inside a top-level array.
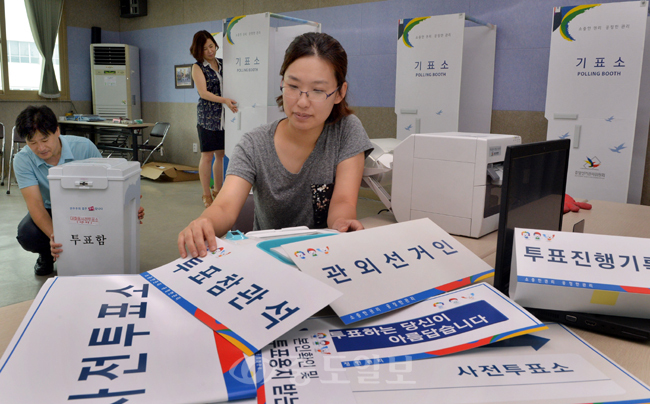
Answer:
[
  {"left": 510, "top": 227, "right": 650, "bottom": 319},
  {"left": 140, "top": 162, "right": 199, "bottom": 182}
]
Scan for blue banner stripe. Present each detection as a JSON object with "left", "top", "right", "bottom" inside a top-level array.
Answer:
[
  {"left": 339, "top": 324, "right": 544, "bottom": 368},
  {"left": 140, "top": 272, "right": 258, "bottom": 354},
  {"left": 516, "top": 276, "right": 631, "bottom": 292},
  {"left": 334, "top": 300, "right": 507, "bottom": 352},
  {"left": 223, "top": 359, "right": 256, "bottom": 401},
  {"left": 140, "top": 272, "right": 198, "bottom": 315},
  {"left": 255, "top": 352, "right": 265, "bottom": 389},
  {"left": 341, "top": 352, "right": 431, "bottom": 368},
  {"left": 342, "top": 269, "right": 495, "bottom": 325}
]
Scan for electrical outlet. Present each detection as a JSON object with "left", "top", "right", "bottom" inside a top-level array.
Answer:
[{"left": 193, "top": 143, "right": 198, "bottom": 153}]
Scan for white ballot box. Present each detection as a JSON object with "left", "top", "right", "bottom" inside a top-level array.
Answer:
[{"left": 48, "top": 158, "right": 141, "bottom": 276}]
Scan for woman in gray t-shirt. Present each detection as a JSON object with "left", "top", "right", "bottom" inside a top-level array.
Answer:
[{"left": 178, "top": 32, "right": 373, "bottom": 259}]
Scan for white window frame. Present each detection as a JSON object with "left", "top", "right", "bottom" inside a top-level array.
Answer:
[{"left": 0, "top": 0, "right": 69, "bottom": 100}]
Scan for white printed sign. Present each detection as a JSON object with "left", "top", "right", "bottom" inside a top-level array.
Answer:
[
  {"left": 142, "top": 240, "right": 342, "bottom": 355},
  {"left": 510, "top": 228, "right": 650, "bottom": 318},
  {"left": 223, "top": 13, "right": 271, "bottom": 158},
  {"left": 545, "top": 2, "right": 650, "bottom": 202},
  {"left": 347, "top": 323, "right": 650, "bottom": 404},
  {"left": 253, "top": 327, "right": 356, "bottom": 404},
  {"left": 0, "top": 275, "right": 256, "bottom": 403},
  {"left": 395, "top": 14, "right": 465, "bottom": 139},
  {"left": 283, "top": 218, "right": 494, "bottom": 324},
  {"left": 277, "top": 283, "right": 545, "bottom": 369}
]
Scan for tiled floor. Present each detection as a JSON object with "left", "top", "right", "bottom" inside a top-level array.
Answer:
[{"left": 0, "top": 177, "right": 386, "bottom": 308}]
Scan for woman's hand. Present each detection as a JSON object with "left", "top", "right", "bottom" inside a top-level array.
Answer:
[
  {"left": 177, "top": 217, "right": 218, "bottom": 259},
  {"left": 50, "top": 234, "right": 63, "bottom": 261},
  {"left": 138, "top": 195, "right": 145, "bottom": 224},
  {"left": 225, "top": 98, "right": 238, "bottom": 113},
  {"left": 330, "top": 218, "right": 364, "bottom": 233}
]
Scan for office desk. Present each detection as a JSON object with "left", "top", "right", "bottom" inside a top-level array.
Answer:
[
  {"left": 2, "top": 201, "right": 649, "bottom": 386},
  {"left": 58, "top": 120, "right": 154, "bottom": 163},
  {"left": 359, "top": 200, "right": 650, "bottom": 385}
]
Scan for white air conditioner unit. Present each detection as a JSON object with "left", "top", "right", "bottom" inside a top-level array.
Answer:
[{"left": 90, "top": 44, "right": 141, "bottom": 119}]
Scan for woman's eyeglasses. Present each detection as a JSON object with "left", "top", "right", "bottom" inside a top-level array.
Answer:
[{"left": 280, "top": 83, "right": 340, "bottom": 102}]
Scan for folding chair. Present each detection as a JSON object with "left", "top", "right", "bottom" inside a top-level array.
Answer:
[
  {"left": 0, "top": 123, "right": 5, "bottom": 186},
  {"left": 7, "top": 126, "right": 27, "bottom": 195},
  {"left": 139, "top": 122, "right": 170, "bottom": 165},
  {"left": 96, "top": 130, "right": 132, "bottom": 160}
]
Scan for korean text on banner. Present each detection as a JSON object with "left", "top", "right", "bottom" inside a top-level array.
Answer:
[
  {"left": 282, "top": 218, "right": 494, "bottom": 324},
  {"left": 510, "top": 228, "right": 650, "bottom": 318},
  {"left": 279, "top": 283, "right": 546, "bottom": 368},
  {"left": 142, "top": 240, "right": 342, "bottom": 355},
  {"left": 395, "top": 13, "right": 465, "bottom": 139},
  {"left": 253, "top": 328, "right": 356, "bottom": 404},
  {"left": 545, "top": 2, "right": 650, "bottom": 203},
  {"left": 0, "top": 275, "right": 256, "bottom": 403},
  {"left": 345, "top": 323, "right": 650, "bottom": 404}
]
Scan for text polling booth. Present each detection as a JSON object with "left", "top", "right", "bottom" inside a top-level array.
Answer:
[
  {"left": 395, "top": 14, "right": 497, "bottom": 141},
  {"left": 222, "top": 13, "right": 320, "bottom": 161},
  {"left": 545, "top": 1, "right": 650, "bottom": 203}
]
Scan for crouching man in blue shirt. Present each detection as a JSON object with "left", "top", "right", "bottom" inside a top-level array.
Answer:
[{"left": 13, "top": 105, "right": 144, "bottom": 276}]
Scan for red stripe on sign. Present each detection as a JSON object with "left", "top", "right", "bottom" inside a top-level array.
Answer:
[
  {"left": 257, "top": 385, "right": 266, "bottom": 404},
  {"left": 425, "top": 336, "right": 493, "bottom": 356},
  {"left": 195, "top": 308, "right": 228, "bottom": 331},
  {"left": 213, "top": 331, "right": 245, "bottom": 373},
  {"left": 620, "top": 286, "right": 650, "bottom": 295},
  {"left": 435, "top": 278, "right": 471, "bottom": 293}
]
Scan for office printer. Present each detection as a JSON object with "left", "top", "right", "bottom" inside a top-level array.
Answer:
[{"left": 391, "top": 133, "right": 521, "bottom": 238}]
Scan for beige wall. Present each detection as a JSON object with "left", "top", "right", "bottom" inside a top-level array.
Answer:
[
  {"left": 141, "top": 102, "right": 201, "bottom": 166},
  {"left": 116, "top": 0, "right": 379, "bottom": 31},
  {"left": 64, "top": 0, "right": 121, "bottom": 30}
]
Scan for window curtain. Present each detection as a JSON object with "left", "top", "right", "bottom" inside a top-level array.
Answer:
[{"left": 24, "top": 0, "right": 64, "bottom": 98}]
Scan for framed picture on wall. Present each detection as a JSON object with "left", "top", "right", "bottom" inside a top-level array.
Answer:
[{"left": 175, "top": 64, "right": 194, "bottom": 89}]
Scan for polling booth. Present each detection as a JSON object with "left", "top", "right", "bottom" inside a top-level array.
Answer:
[
  {"left": 48, "top": 158, "right": 141, "bottom": 276},
  {"left": 545, "top": 1, "right": 650, "bottom": 204},
  {"left": 222, "top": 12, "right": 320, "bottom": 160},
  {"left": 395, "top": 13, "right": 497, "bottom": 140}
]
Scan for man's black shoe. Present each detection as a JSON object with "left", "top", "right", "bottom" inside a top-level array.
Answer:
[{"left": 34, "top": 255, "right": 54, "bottom": 276}]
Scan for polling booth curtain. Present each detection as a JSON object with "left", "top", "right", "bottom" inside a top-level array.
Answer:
[{"left": 24, "top": 0, "right": 64, "bottom": 98}]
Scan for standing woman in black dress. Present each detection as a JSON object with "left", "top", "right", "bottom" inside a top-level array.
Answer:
[{"left": 190, "top": 30, "right": 238, "bottom": 207}]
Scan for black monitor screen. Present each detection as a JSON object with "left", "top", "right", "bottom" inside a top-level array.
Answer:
[{"left": 493, "top": 139, "right": 570, "bottom": 296}]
